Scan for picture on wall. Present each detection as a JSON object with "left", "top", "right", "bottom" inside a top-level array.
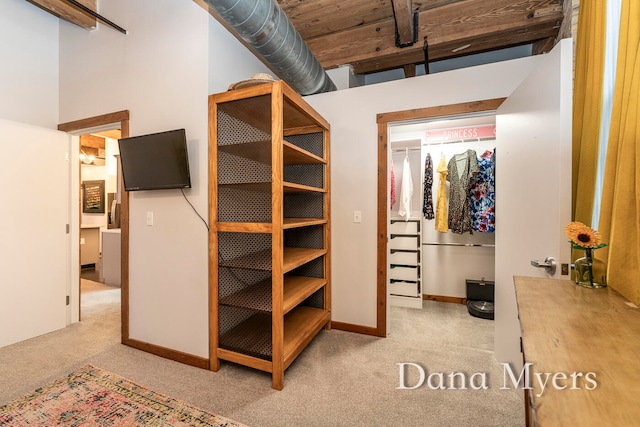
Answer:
[{"left": 82, "top": 180, "right": 105, "bottom": 213}]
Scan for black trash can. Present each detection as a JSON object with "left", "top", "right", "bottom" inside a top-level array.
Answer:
[{"left": 465, "top": 279, "right": 494, "bottom": 320}]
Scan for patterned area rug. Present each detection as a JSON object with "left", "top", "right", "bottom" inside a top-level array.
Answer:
[{"left": 0, "top": 365, "right": 246, "bottom": 426}]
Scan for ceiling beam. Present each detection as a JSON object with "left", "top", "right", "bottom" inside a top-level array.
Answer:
[
  {"left": 392, "top": 0, "right": 415, "bottom": 46},
  {"left": 306, "top": 0, "right": 564, "bottom": 74},
  {"left": 80, "top": 134, "right": 106, "bottom": 150},
  {"left": 25, "top": 0, "right": 96, "bottom": 30}
]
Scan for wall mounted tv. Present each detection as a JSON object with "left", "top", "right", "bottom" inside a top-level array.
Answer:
[{"left": 118, "top": 129, "right": 191, "bottom": 191}]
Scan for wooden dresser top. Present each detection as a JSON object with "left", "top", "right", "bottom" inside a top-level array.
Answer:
[{"left": 514, "top": 276, "right": 640, "bottom": 426}]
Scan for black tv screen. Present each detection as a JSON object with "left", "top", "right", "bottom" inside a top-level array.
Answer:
[{"left": 118, "top": 129, "right": 191, "bottom": 191}]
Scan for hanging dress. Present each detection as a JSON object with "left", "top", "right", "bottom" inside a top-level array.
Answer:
[
  {"left": 390, "top": 159, "right": 397, "bottom": 209},
  {"left": 470, "top": 150, "right": 495, "bottom": 232},
  {"left": 397, "top": 155, "right": 413, "bottom": 221},
  {"left": 434, "top": 154, "right": 449, "bottom": 232},
  {"left": 422, "top": 153, "right": 434, "bottom": 219},
  {"left": 447, "top": 149, "right": 480, "bottom": 234}
]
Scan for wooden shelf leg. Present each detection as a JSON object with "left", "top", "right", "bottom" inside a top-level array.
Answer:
[
  {"left": 272, "top": 369, "right": 284, "bottom": 390},
  {"left": 210, "top": 357, "right": 220, "bottom": 372}
]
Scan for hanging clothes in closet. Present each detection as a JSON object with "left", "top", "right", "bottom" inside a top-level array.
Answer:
[
  {"left": 470, "top": 149, "right": 496, "bottom": 232},
  {"left": 390, "top": 159, "right": 396, "bottom": 209},
  {"left": 434, "top": 154, "right": 449, "bottom": 232},
  {"left": 422, "top": 153, "right": 434, "bottom": 219},
  {"left": 397, "top": 153, "right": 413, "bottom": 221},
  {"left": 447, "top": 149, "right": 479, "bottom": 234}
]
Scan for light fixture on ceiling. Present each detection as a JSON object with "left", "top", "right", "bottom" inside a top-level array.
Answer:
[{"left": 79, "top": 150, "right": 95, "bottom": 165}]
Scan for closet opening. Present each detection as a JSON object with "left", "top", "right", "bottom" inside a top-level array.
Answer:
[{"left": 376, "top": 99, "right": 506, "bottom": 336}]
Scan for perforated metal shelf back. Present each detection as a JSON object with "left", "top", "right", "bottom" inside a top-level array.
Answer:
[
  {"left": 218, "top": 232, "right": 274, "bottom": 360},
  {"left": 217, "top": 107, "right": 272, "bottom": 223}
]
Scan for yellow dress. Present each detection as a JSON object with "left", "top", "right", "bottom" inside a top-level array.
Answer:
[{"left": 435, "top": 154, "right": 449, "bottom": 232}]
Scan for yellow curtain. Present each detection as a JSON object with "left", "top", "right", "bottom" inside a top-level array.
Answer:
[
  {"left": 572, "top": 1, "right": 608, "bottom": 225},
  {"left": 598, "top": 0, "right": 640, "bottom": 305}
]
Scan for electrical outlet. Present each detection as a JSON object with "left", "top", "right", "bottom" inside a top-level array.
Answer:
[
  {"left": 353, "top": 210, "right": 362, "bottom": 223},
  {"left": 146, "top": 211, "right": 154, "bottom": 226}
]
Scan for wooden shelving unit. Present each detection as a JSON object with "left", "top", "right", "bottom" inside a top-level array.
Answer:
[{"left": 209, "top": 80, "right": 331, "bottom": 390}]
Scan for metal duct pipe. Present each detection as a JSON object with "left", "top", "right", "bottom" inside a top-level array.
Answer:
[{"left": 205, "top": 0, "right": 336, "bottom": 95}]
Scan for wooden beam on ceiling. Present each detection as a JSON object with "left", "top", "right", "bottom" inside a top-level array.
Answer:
[
  {"left": 392, "top": 0, "right": 415, "bottom": 46},
  {"left": 306, "top": 0, "right": 564, "bottom": 74},
  {"left": 278, "top": 0, "right": 396, "bottom": 40},
  {"left": 26, "top": 0, "right": 97, "bottom": 30}
]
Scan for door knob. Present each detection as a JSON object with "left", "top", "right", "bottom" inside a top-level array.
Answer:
[{"left": 530, "top": 257, "right": 557, "bottom": 275}]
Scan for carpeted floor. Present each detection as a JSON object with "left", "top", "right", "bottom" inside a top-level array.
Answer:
[{"left": 0, "top": 283, "right": 525, "bottom": 426}]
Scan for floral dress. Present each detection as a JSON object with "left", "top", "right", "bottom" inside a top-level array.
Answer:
[
  {"left": 447, "top": 149, "right": 479, "bottom": 234},
  {"left": 470, "top": 150, "right": 495, "bottom": 232},
  {"left": 422, "top": 153, "right": 434, "bottom": 219}
]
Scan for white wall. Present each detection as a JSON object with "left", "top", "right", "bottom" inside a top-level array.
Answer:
[
  {"left": 305, "top": 56, "right": 541, "bottom": 328},
  {"left": 59, "top": 0, "right": 271, "bottom": 358},
  {"left": 0, "top": 0, "right": 59, "bottom": 128}
]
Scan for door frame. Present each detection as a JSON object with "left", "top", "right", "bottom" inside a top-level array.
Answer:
[
  {"left": 58, "top": 110, "right": 130, "bottom": 342},
  {"left": 375, "top": 99, "right": 506, "bottom": 337}
]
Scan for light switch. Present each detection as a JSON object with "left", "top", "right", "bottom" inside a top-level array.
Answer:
[
  {"left": 146, "top": 211, "right": 154, "bottom": 226},
  {"left": 353, "top": 210, "right": 362, "bottom": 223}
]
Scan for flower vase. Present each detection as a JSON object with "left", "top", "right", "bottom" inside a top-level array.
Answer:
[{"left": 574, "top": 248, "right": 607, "bottom": 288}]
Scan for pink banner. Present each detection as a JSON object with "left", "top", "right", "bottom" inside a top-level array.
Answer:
[{"left": 426, "top": 124, "right": 496, "bottom": 142}]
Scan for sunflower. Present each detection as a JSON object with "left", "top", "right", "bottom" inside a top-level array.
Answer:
[{"left": 565, "top": 221, "right": 604, "bottom": 249}]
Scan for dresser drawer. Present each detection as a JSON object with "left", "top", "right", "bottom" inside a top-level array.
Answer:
[
  {"left": 388, "top": 234, "right": 419, "bottom": 250},
  {"left": 390, "top": 279, "right": 420, "bottom": 297},
  {"left": 389, "top": 264, "right": 419, "bottom": 281},
  {"left": 389, "top": 250, "right": 419, "bottom": 266},
  {"left": 389, "top": 220, "right": 419, "bottom": 235}
]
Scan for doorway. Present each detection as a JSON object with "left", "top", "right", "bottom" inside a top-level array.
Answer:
[
  {"left": 376, "top": 99, "right": 506, "bottom": 336},
  {"left": 389, "top": 113, "right": 498, "bottom": 307},
  {"left": 78, "top": 128, "right": 122, "bottom": 317},
  {"left": 58, "top": 111, "right": 130, "bottom": 338}
]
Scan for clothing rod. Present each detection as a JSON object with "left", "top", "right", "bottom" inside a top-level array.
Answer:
[
  {"left": 422, "top": 242, "right": 495, "bottom": 248},
  {"left": 391, "top": 147, "right": 421, "bottom": 152},
  {"left": 423, "top": 136, "right": 495, "bottom": 147}
]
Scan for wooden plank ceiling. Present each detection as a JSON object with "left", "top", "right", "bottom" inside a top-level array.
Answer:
[
  {"left": 27, "top": 0, "right": 570, "bottom": 78},
  {"left": 277, "top": 0, "right": 569, "bottom": 75}
]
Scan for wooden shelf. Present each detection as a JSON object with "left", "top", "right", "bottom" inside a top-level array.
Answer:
[
  {"left": 219, "top": 312, "right": 272, "bottom": 361},
  {"left": 219, "top": 278, "right": 272, "bottom": 312},
  {"left": 218, "top": 140, "right": 271, "bottom": 164},
  {"left": 216, "top": 218, "right": 326, "bottom": 232},
  {"left": 219, "top": 275, "right": 327, "bottom": 315},
  {"left": 283, "top": 141, "right": 326, "bottom": 165},
  {"left": 217, "top": 306, "right": 330, "bottom": 369},
  {"left": 283, "top": 306, "right": 331, "bottom": 369},
  {"left": 213, "top": 86, "right": 329, "bottom": 134},
  {"left": 218, "top": 247, "right": 325, "bottom": 273},
  {"left": 283, "top": 182, "right": 325, "bottom": 193},
  {"left": 283, "top": 218, "right": 327, "bottom": 229},
  {"left": 219, "top": 181, "right": 324, "bottom": 194},
  {"left": 218, "top": 139, "right": 325, "bottom": 166},
  {"left": 283, "top": 276, "right": 327, "bottom": 314},
  {"left": 219, "top": 249, "right": 272, "bottom": 271},
  {"left": 210, "top": 80, "right": 330, "bottom": 390},
  {"left": 283, "top": 247, "right": 326, "bottom": 273}
]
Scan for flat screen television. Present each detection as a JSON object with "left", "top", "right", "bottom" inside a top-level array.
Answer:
[{"left": 118, "top": 129, "right": 191, "bottom": 191}]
